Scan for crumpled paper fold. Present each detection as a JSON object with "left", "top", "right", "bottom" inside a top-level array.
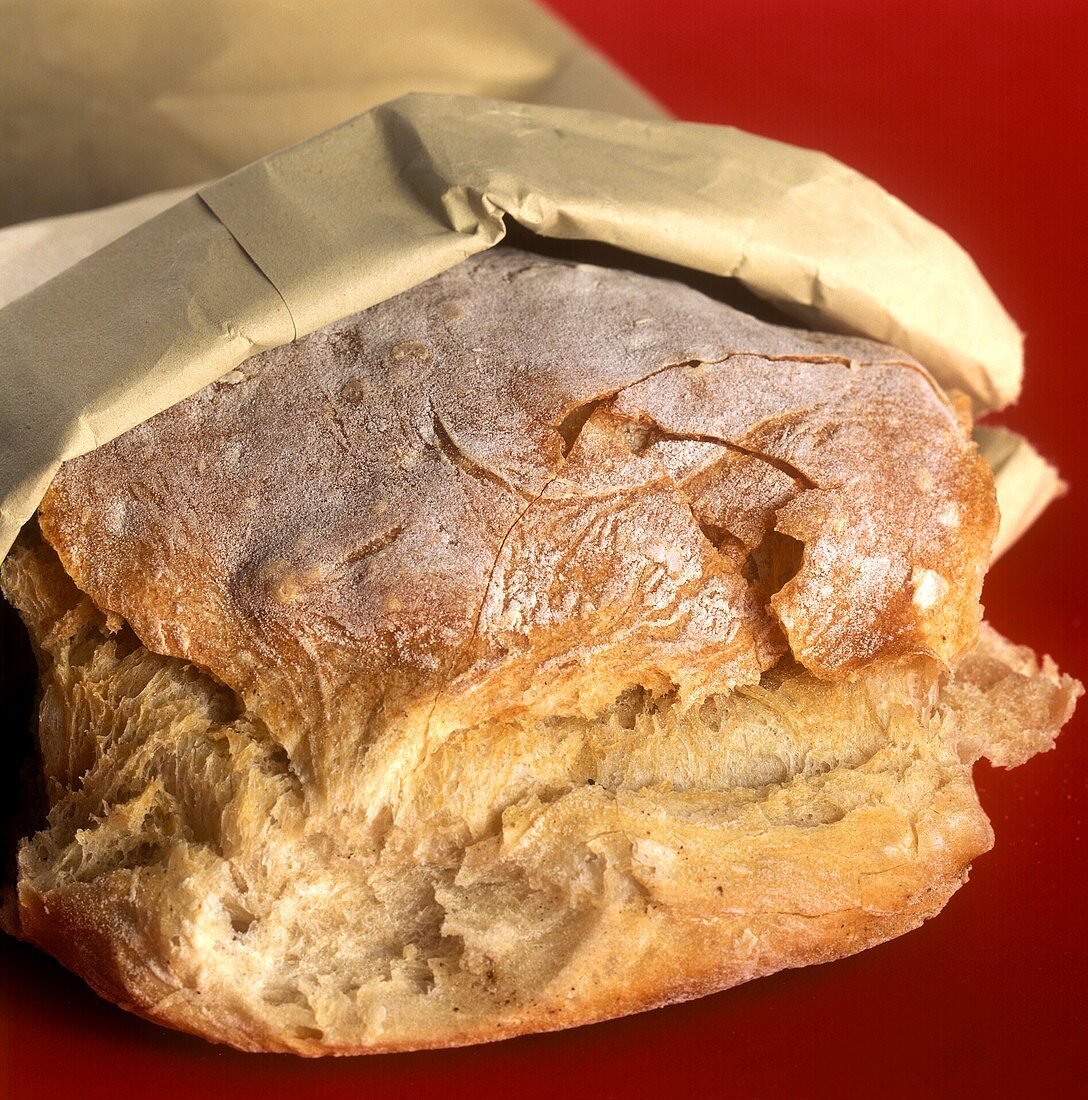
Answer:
[{"left": 976, "top": 427, "right": 1065, "bottom": 561}]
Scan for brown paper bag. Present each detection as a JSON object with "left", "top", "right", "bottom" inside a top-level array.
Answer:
[{"left": 0, "top": 0, "right": 663, "bottom": 226}]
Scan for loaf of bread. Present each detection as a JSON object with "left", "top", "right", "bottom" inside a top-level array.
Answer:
[{"left": 1, "top": 249, "right": 1079, "bottom": 1053}]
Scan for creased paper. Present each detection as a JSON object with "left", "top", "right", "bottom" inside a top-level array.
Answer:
[
  {"left": 0, "top": 91, "right": 1028, "bottom": 560},
  {"left": 0, "top": 187, "right": 198, "bottom": 310},
  {"left": 0, "top": 0, "right": 664, "bottom": 227}
]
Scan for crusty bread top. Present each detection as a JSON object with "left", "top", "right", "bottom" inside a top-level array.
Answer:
[{"left": 38, "top": 249, "right": 996, "bottom": 809}]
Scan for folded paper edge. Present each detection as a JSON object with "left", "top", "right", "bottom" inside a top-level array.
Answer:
[{"left": 975, "top": 426, "right": 1066, "bottom": 562}]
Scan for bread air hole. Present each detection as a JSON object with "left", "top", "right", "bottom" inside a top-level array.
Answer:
[
  {"left": 224, "top": 898, "right": 256, "bottom": 937},
  {"left": 262, "top": 985, "right": 310, "bottom": 1008},
  {"left": 745, "top": 530, "right": 804, "bottom": 597}
]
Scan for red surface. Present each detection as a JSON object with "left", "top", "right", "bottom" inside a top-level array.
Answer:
[{"left": 2, "top": 2, "right": 1085, "bottom": 1097}]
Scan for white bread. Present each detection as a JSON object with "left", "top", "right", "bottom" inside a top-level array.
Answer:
[{"left": 1, "top": 249, "right": 1079, "bottom": 1053}]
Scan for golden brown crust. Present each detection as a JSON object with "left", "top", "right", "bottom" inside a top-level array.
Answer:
[{"left": 3, "top": 250, "right": 1072, "bottom": 1056}]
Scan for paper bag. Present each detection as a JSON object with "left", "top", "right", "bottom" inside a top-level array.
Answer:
[{"left": 0, "top": 0, "right": 663, "bottom": 226}]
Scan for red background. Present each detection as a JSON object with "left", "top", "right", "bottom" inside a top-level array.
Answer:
[{"left": 2, "top": 2, "right": 1085, "bottom": 1096}]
